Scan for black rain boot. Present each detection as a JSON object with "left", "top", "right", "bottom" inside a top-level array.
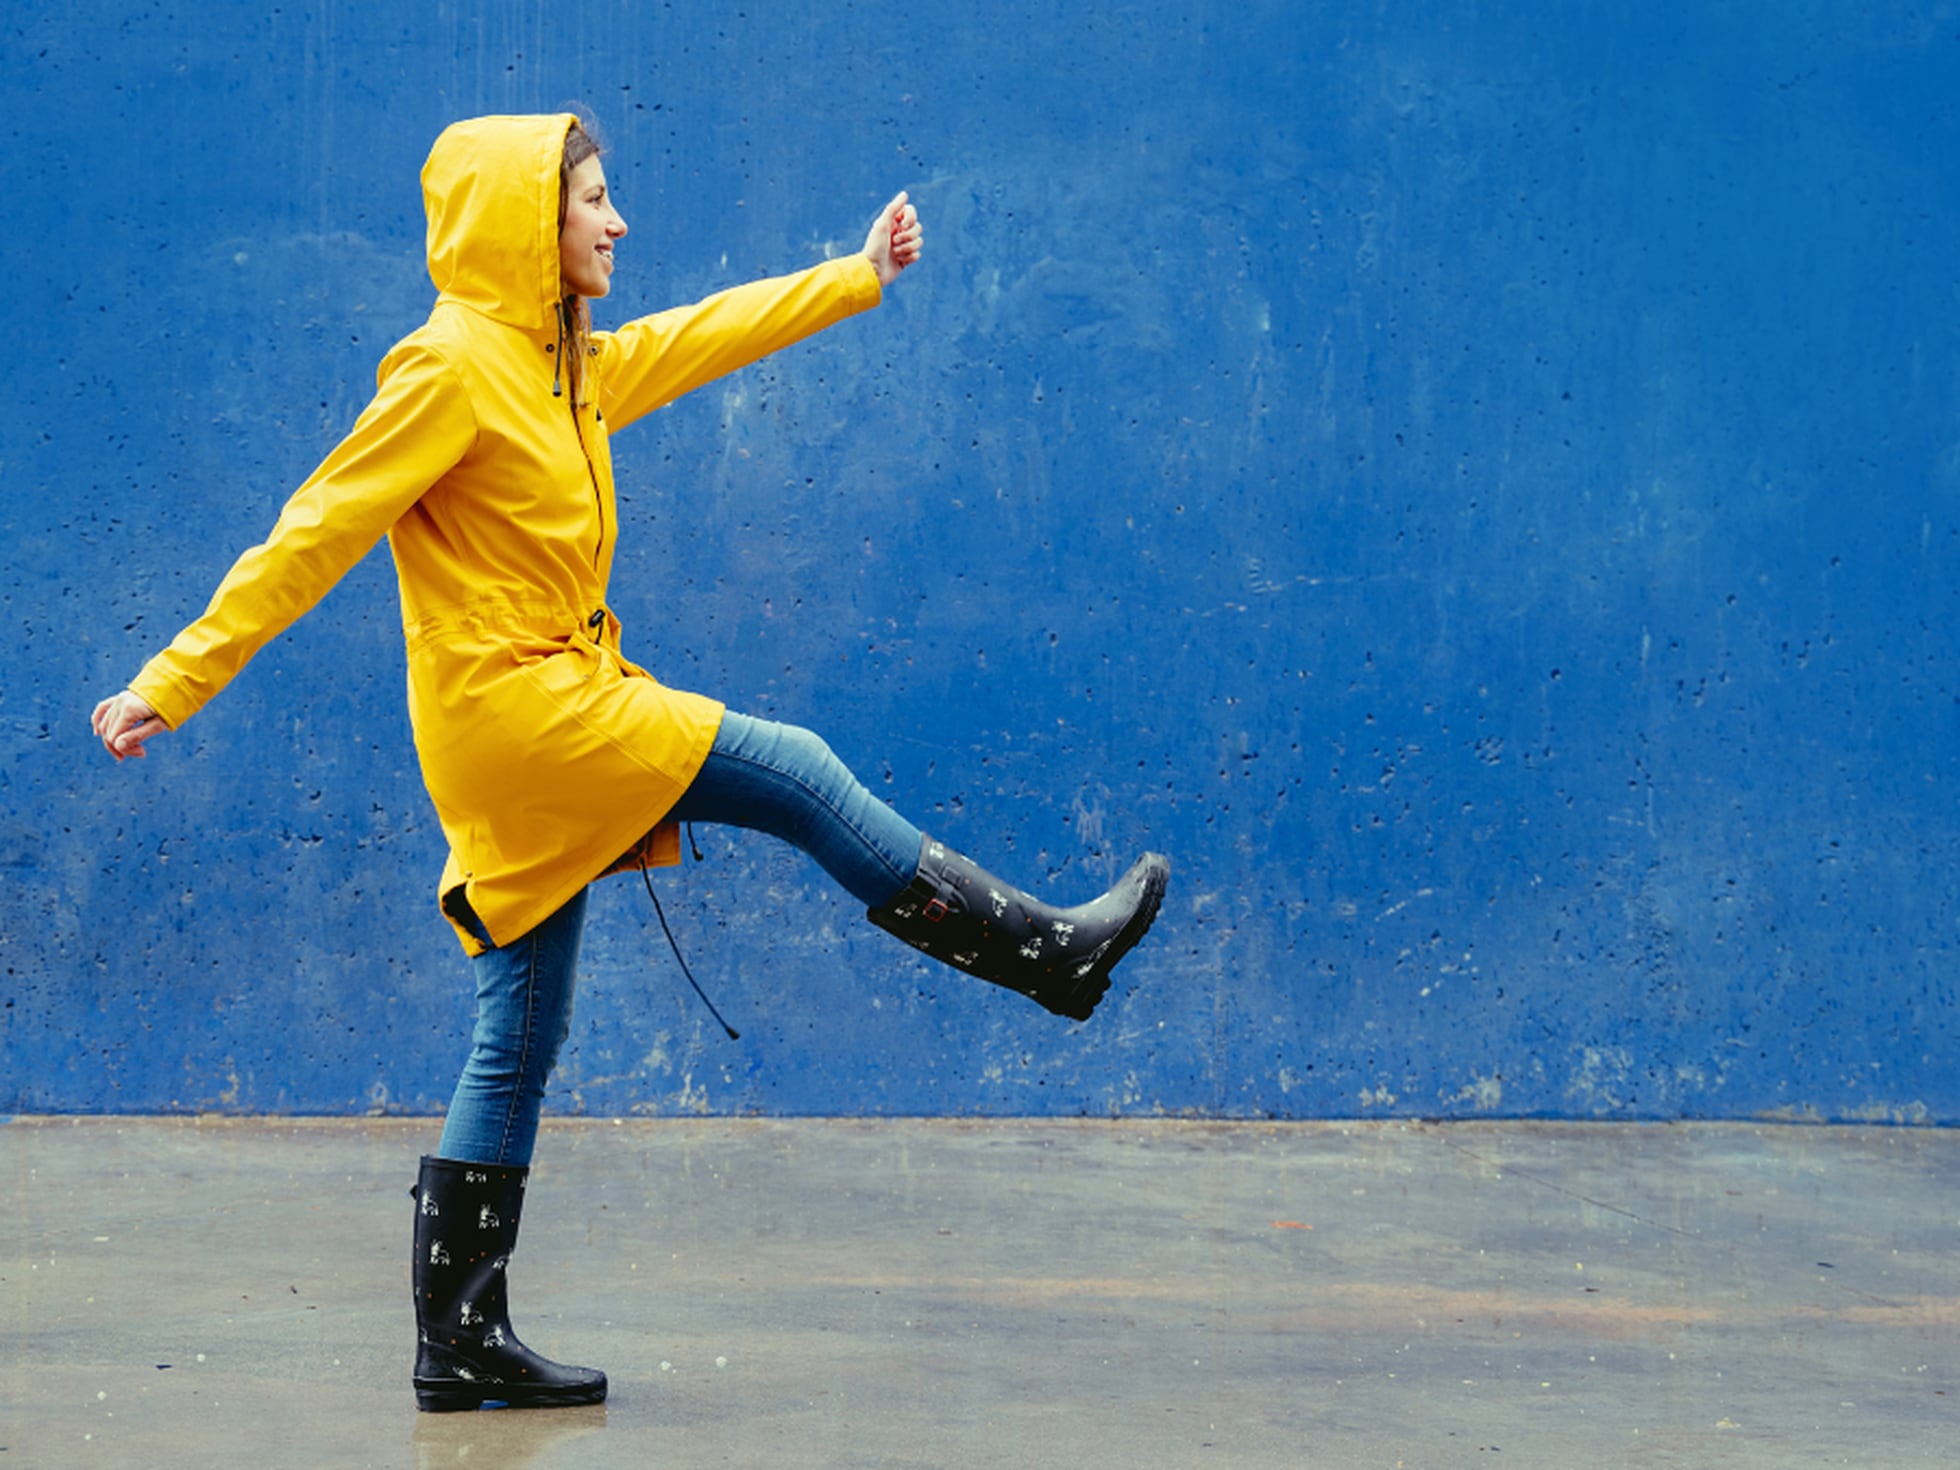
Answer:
[
  {"left": 868, "top": 836, "right": 1169, "bottom": 1021},
  {"left": 410, "top": 1156, "right": 607, "bottom": 1412}
]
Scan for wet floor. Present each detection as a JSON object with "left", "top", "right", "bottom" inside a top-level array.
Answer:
[{"left": 2, "top": 1116, "right": 1955, "bottom": 1467}]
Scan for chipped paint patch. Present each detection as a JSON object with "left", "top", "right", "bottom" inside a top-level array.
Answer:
[
  {"left": 1565, "top": 1047, "right": 1635, "bottom": 1115},
  {"left": 1843, "top": 1100, "right": 1934, "bottom": 1126},
  {"left": 1446, "top": 1073, "right": 1505, "bottom": 1112}
]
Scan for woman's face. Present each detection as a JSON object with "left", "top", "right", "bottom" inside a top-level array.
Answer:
[{"left": 559, "top": 155, "right": 627, "bottom": 298}]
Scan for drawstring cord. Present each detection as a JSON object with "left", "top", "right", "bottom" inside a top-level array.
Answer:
[
  {"left": 550, "top": 298, "right": 566, "bottom": 398},
  {"left": 640, "top": 848, "right": 738, "bottom": 1042}
]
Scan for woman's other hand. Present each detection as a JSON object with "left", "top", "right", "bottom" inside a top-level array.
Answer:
[
  {"left": 863, "top": 192, "right": 923, "bottom": 287},
  {"left": 92, "top": 690, "right": 169, "bottom": 761}
]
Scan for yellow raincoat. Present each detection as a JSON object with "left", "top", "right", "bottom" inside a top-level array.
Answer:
[{"left": 128, "top": 114, "right": 884, "bottom": 954}]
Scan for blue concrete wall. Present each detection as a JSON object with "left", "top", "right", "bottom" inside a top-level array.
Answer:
[{"left": 4, "top": 3, "right": 1956, "bottom": 1121}]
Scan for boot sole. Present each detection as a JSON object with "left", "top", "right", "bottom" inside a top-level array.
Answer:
[
  {"left": 415, "top": 1378, "right": 608, "bottom": 1413},
  {"left": 1057, "top": 853, "right": 1170, "bottom": 1021}
]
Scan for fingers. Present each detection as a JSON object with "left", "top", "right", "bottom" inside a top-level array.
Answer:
[
  {"left": 864, "top": 191, "right": 924, "bottom": 285},
  {"left": 113, "top": 718, "right": 163, "bottom": 760},
  {"left": 884, "top": 194, "right": 923, "bottom": 269},
  {"left": 93, "top": 691, "right": 164, "bottom": 762}
]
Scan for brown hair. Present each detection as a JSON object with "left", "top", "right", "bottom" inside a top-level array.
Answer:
[{"left": 557, "top": 116, "right": 603, "bottom": 406}]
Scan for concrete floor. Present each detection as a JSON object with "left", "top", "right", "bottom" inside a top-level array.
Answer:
[{"left": 1, "top": 1117, "right": 1954, "bottom": 1468}]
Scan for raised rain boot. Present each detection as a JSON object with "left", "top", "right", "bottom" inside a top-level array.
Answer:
[
  {"left": 868, "top": 836, "right": 1169, "bottom": 1021},
  {"left": 410, "top": 1156, "right": 607, "bottom": 1412}
]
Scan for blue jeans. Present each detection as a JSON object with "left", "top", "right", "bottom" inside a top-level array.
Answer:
[
  {"left": 437, "top": 711, "right": 923, "bottom": 1166},
  {"left": 668, "top": 712, "right": 921, "bottom": 906}
]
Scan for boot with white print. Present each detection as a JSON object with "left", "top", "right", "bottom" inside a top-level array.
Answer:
[
  {"left": 868, "top": 836, "right": 1169, "bottom": 1021},
  {"left": 409, "top": 1156, "right": 607, "bottom": 1412}
]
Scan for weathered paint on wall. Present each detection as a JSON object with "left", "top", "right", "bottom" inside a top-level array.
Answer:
[{"left": 4, "top": 3, "right": 1956, "bottom": 1120}]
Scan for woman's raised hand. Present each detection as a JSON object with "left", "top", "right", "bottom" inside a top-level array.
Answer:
[
  {"left": 92, "top": 690, "right": 169, "bottom": 761},
  {"left": 863, "top": 192, "right": 923, "bottom": 287}
]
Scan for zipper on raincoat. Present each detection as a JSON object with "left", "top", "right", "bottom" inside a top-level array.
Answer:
[
  {"left": 553, "top": 297, "right": 608, "bottom": 573},
  {"left": 572, "top": 401, "right": 606, "bottom": 574}
]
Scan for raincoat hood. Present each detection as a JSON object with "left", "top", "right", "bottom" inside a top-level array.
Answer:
[{"left": 421, "top": 113, "right": 578, "bottom": 333}]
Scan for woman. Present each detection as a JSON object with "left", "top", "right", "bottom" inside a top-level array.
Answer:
[{"left": 91, "top": 113, "right": 1168, "bottom": 1411}]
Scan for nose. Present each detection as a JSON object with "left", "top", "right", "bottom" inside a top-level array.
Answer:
[{"left": 609, "top": 208, "right": 627, "bottom": 239}]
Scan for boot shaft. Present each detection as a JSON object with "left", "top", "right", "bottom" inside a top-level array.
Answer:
[{"left": 411, "top": 1156, "right": 526, "bottom": 1334}]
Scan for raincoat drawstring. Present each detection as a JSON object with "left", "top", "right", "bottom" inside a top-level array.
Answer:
[
  {"left": 550, "top": 298, "right": 566, "bottom": 398},
  {"left": 639, "top": 865, "right": 739, "bottom": 1041}
]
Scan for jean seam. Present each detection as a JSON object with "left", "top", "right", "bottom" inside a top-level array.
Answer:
[{"left": 496, "top": 929, "right": 541, "bottom": 1167}]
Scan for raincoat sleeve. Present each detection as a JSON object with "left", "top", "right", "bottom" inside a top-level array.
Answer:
[
  {"left": 593, "top": 254, "right": 882, "bottom": 432},
  {"left": 128, "top": 342, "right": 477, "bottom": 730}
]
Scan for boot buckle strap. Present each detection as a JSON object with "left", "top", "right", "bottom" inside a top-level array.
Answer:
[{"left": 905, "top": 869, "right": 951, "bottom": 919}]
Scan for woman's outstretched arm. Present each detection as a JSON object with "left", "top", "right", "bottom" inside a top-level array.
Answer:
[
  {"left": 594, "top": 192, "right": 923, "bottom": 432},
  {"left": 89, "top": 340, "right": 476, "bottom": 760}
]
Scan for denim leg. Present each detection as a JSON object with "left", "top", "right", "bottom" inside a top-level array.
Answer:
[
  {"left": 669, "top": 711, "right": 922, "bottom": 907},
  {"left": 437, "top": 886, "right": 588, "bottom": 1168}
]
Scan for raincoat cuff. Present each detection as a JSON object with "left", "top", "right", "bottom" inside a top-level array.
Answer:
[
  {"left": 126, "top": 668, "right": 192, "bottom": 732},
  {"left": 839, "top": 252, "right": 883, "bottom": 310}
]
